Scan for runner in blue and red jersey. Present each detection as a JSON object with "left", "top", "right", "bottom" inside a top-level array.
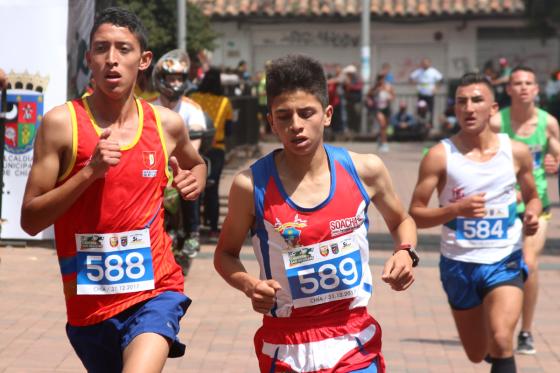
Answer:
[{"left": 214, "top": 54, "right": 418, "bottom": 373}]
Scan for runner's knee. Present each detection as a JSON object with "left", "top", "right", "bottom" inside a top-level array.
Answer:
[{"left": 489, "top": 329, "right": 514, "bottom": 354}]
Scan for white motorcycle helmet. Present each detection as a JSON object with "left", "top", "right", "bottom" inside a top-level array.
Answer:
[{"left": 153, "top": 49, "right": 190, "bottom": 101}]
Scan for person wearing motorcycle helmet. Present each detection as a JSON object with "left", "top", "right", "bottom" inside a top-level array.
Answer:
[
  {"left": 152, "top": 49, "right": 207, "bottom": 151},
  {"left": 152, "top": 49, "right": 207, "bottom": 259}
]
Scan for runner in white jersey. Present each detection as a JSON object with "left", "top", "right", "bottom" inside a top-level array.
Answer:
[
  {"left": 409, "top": 72, "right": 541, "bottom": 373},
  {"left": 439, "top": 133, "right": 522, "bottom": 263},
  {"left": 152, "top": 50, "right": 206, "bottom": 257}
]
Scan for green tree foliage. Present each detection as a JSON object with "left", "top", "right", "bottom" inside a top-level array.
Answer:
[
  {"left": 524, "top": 0, "right": 560, "bottom": 37},
  {"left": 95, "top": 0, "right": 218, "bottom": 60}
]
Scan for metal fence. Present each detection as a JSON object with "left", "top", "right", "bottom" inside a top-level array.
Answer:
[{"left": 223, "top": 83, "right": 450, "bottom": 150}]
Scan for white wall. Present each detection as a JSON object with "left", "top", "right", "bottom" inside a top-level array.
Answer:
[
  {"left": 211, "top": 22, "right": 252, "bottom": 70},
  {"left": 209, "top": 18, "right": 559, "bottom": 80},
  {"left": 208, "top": 17, "right": 559, "bottom": 120},
  {"left": 210, "top": 20, "right": 479, "bottom": 83}
]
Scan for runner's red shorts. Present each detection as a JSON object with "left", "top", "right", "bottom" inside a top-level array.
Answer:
[{"left": 254, "top": 307, "right": 385, "bottom": 373}]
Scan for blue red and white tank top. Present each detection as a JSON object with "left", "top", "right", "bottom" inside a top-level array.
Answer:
[
  {"left": 54, "top": 97, "right": 184, "bottom": 326},
  {"left": 439, "top": 134, "right": 522, "bottom": 264},
  {"left": 250, "top": 144, "right": 373, "bottom": 318}
]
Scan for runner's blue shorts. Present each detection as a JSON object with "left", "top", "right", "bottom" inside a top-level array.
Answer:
[
  {"left": 439, "top": 250, "right": 527, "bottom": 310},
  {"left": 66, "top": 291, "right": 191, "bottom": 373}
]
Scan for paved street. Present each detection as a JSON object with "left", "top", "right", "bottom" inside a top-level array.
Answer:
[{"left": 1, "top": 141, "right": 559, "bottom": 372}]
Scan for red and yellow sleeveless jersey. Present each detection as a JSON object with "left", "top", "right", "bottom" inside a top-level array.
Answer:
[{"left": 55, "top": 97, "right": 184, "bottom": 326}]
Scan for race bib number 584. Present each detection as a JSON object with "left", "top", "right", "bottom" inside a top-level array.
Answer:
[
  {"left": 456, "top": 204, "right": 509, "bottom": 241},
  {"left": 75, "top": 229, "right": 155, "bottom": 295}
]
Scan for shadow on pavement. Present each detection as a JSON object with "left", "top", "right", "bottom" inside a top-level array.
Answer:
[{"left": 401, "top": 338, "right": 462, "bottom": 347}]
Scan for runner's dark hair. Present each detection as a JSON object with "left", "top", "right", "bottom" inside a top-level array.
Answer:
[
  {"left": 90, "top": 7, "right": 148, "bottom": 52},
  {"left": 266, "top": 54, "right": 328, "bottom": 109},
  {"left": 457, "top": 72, "right": 494, "bottom": 97}
]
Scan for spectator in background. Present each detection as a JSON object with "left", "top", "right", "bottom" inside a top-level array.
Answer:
[
  {"left": 380, "top": 62, "right": 394, "bottom": 84},
  {"left": 482, "top": 61, "right": 497, "bottom": 97},
  {"left": 343, "top": 64, "right": 363, "bottom": 133},
  {"left": 152, "top": 49, "right": 208, "bottom": 257},
  {"left": 221, "top": 67, "right": 240, "bottom": 96},
  {"left": 415, "top": 100, "right": 432, "bottom": 137},
  {"left": 492, "top": 57, "right": 512, "bottom": 108},
  {"left": 367, "top": 73, "right": 395, "bottom": 152},
  {"left": 327, "top": 64, "right": 348, "bottom": 137},
  {"left": 390, "top": 100, "right": 416, "bottom": 139},
  {"left": 409, "top": 58, "right": 443, "bottom": 125},
  {"left": 256, "top": 69, "right": 269, "bottom": 137},
  {"left": 545, "top": 69, "right": 560, "bottom": 120},
  {"left": 326, "top": 72, "right": 341, "bottom": 140},
  {"left": 236, "top": 60, "right": 251, "bottom": 95},
  {"left": 190, "top": 68, "right": 234, "bottom": 240},
  {"left": 439, "top": 97, "right": 459, "bottom": 137},
  {"left": 237, "top": 60, "right": 250, "bottom": 81}
]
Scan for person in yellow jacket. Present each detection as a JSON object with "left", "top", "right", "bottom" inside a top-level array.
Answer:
[{"left": 190, "top": 68, "right": 234, "bottom": 239}]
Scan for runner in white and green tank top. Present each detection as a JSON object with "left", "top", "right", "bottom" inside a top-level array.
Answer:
[
  {"left": 491, "top": 66, "right": 560, "bottom": 356},
  {"left": 500, "top": 107, "right": 550, "bottom": 212}
]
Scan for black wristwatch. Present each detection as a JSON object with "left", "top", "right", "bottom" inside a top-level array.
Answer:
[{"left": 394, "top": 244, "right": 419, "bottom": 267}]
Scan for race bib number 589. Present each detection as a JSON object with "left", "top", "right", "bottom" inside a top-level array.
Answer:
[
  {"left": 283, "top": 235, "right": 364, "bottom": 308},
  {"left": 75, "top": 229, "right": 155, "bottom": 295}
]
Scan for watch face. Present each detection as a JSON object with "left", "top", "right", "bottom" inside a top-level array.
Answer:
[{"left": 409, "top": 247, "right": 419, "bottom": 266}]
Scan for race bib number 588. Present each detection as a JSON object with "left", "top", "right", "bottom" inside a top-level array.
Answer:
[{"left": 75, "top": 229, "right": 155, "bottom": 295}]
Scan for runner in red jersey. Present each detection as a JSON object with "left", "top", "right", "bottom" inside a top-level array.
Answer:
[
  {"left": 214, "top": 55, "right": 418, "bottom": 373},
  {"left": 21, "top": 7, "right": 206, "bottom": 373}
]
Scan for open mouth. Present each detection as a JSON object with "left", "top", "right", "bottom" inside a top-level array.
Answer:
[
  {"left": 292, "top": 137, "right": 307, "bottom": 144},
  {"left": 105, "top": 71, "right": 122, "bottom": 81}
]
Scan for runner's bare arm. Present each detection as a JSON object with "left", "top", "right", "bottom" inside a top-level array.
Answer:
[
  {"left": 352, "top": 152, "right": 416, "bottom": 290},
  {"left": 352, "top": 152, "right": 416, "bottom": 246},
  {"left": 21, "top": 105, "right": 118, "bottom": 235},
  {"left": 158, "top": 107, "right": 206, "bottom": 199},
  {"left": 409, "top": 143, "right": 486, "bottom": 228},
  {"left": 544, "top": 114, "right": 560, "bottom": 173},
  {"left": 512, "top": 140, "right": 542, "bottom": 235},
  {"left": 214, "top": 170, "right": 281, "bottom": 313},
  {"left": 409, "top": 144, "right": 449, "bottom": 227}
]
